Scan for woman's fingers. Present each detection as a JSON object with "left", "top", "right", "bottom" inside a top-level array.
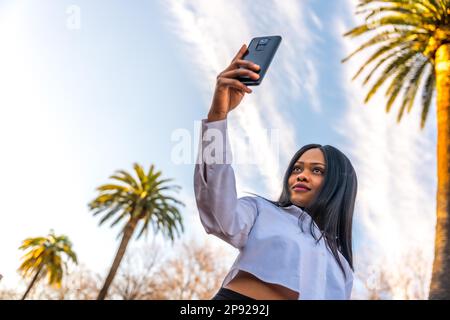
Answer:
[
  {"left": 221, "top": 45, "right": 246, "bottom": 72},
  {"left": 221, "top": 57, "right": 260, "bottom": 76},
  {"left": 213, "top": 44, "right": 259, "bottom": 94},
  {"left": 221, "top": 68, "right": 260, "bottom": 80},
  {"left": 234, "top": 59, "right": 260, "bottom": 71},
  {"left": 216, "top": 77, "right": 252, "bottom": 93},
  {"left": 222, "top": 45, "right": 251, "bottom": 73}
]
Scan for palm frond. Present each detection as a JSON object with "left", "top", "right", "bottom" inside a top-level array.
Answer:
[
  {"left": 136, "top": 211, "right": 152, "bottom": 240},
  {"left": 396, "top": 57, "right": 429, "bottom": 122},
  {"left": 98, "top": 204, "right": 126, "bottom": 226},
  {"left": 109, "top": 209, "right": 131, "bottom": 228},
  {"left": 343, "top": 28, "right": 415, "bottom": 63},
  {"left": 342, "top": 0, "right": 443, "bottom": 129},
  {"left": 364, "top": 51, "right": 418, "bottom": 103},
  {"left": 96, "top": 184, "right": 131, "bottom": 193},
  {"left": 358, "top": 2, "right": 440, "bottom": 23},
  {"left": 344, "top": 15, "right": 434, "bottom": 39},
  {"left": 420, "top": 69, "right": 436, "bottom": 129},
  {"left": 357, "top": 0, "right": 444, "bottom": 18},
  {"left": 110, "top": 170, "right": 139, "bottom": 190},
  {"left": 133, "top": 163, "right": 148, "bottom": 187},
  {"left": 405, "top": 58, "right": 430, "bottom": 113},
  {"left": 384, "top": 64, "right": 411, "bottom": 112}
]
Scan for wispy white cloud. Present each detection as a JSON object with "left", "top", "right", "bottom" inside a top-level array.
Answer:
[
  {"left": 309, "top": 9, "right": 323, "bottom": 31},
  {"left": 334, "top": 0, "right": 436, "bottom": 299}
]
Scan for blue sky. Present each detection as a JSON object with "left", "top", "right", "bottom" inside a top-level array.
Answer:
[{"left": 0, "top": 0, "right": 437, "bottom": 299}]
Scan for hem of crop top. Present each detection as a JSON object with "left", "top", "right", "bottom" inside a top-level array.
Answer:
[{"left": 221, "top": 266, "right": 301, "bottom": 300}]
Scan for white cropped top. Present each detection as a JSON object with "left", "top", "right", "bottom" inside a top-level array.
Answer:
[{"left": 193, "top": 118, "right": 354, "bottom": 300}]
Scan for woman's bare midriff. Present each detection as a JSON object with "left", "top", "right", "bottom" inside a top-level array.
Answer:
[{"left": 224, "top": 270, "right": 299, "bottom": 300}]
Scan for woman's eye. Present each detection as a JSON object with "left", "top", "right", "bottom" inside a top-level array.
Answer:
[{"left": 293, "top": 167, "right": 323, "bottom": 174}]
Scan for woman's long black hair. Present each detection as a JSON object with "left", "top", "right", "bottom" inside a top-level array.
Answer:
[{"left": 246, "top": 144, "right": 357, "bottom": 279}]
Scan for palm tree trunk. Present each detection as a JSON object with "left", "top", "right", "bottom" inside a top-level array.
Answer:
[
  {"left": 97, "top": 218, "right": 138, "bottom": 300},
  {"left": 430, "top": 43, "right": 450, "bottom": 300},
  {"left": 21, "top": 266, "right": 43, "bottom": 300}
]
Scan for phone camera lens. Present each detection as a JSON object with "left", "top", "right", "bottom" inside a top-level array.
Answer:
[{"left": 259, "top": 38, "right": 269, "bottom": 45}]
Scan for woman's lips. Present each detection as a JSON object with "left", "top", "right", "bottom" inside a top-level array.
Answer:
[{"left": 293, "top": 187, "right": 309, "bottom": 192}]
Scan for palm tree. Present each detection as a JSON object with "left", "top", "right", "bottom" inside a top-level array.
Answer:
[
  {"left": 89, "top": 163, "right": 185, "bottom": 300},
  {"left": 18, "top": 230, "right": 78, "bottom": 300},
  {"left": 342, "top": 0, "right": 450, "bottom": 299}
]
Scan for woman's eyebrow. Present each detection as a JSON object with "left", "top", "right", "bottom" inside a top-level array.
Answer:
[{"left": 295, "top": 161, "right": 326, "bottom": 166}]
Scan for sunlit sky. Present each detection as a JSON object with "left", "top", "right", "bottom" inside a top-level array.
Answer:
[{"left": 0, "top": 0, "right": 437, "bottom": 299}]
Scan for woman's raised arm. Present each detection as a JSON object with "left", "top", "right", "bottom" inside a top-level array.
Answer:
[{"left": 193, "top": 44, "right": 261, "bottom": 249}]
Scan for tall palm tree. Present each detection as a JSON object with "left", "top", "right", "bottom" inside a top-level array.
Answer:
[
  {"left": 342, "top": 0, "right": 450, "bottom": 299},
  {"left": 18, "top": 230, "right": 78, "bottom": 300},
  {"left": 89, "top": 163, "right": 185, "bottom": 300}
]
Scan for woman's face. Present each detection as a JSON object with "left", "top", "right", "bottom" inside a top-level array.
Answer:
[{"left": 288, "top": 148, "right": 326, "bottom": 208}]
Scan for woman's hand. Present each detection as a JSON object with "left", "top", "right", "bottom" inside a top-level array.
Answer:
[{"left": 207, "top": 44, "right": 261, "bottom": 122}]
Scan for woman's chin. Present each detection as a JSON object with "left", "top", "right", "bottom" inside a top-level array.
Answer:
[{"left": 290, "top": 198, "right": 306, "bottom": 208}]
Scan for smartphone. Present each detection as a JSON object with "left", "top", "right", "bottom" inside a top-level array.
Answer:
[{"left": 236, "top": 35, "right": 282, "bottom": 86}]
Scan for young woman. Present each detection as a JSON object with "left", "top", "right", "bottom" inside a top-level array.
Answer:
[{"left": 194, "top": 44, "right": 357, "bottom": 300}]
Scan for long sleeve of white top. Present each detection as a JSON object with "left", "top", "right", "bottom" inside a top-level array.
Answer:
[{"left": 193, "top": 118, "right": 258, "bottom": 249}]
